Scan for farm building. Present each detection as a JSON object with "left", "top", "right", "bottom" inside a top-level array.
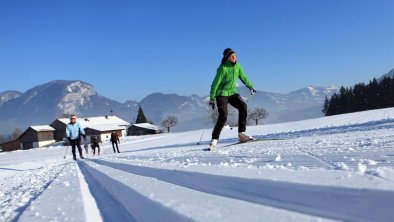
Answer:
[
  {"left": 128, "top": 123, "right": 163, "bottom": 136},
  {"left": 0, "top": 140, "right": 21, "bottom": 152},
  {"left": 0, "top": 125, "right": 55, "bottom": 151},
  {"left": 84, "top": 125, "right": 124, "bottom": 143},
  {"left": 50, "top": 115, "right": 130, "bottom": 142}
]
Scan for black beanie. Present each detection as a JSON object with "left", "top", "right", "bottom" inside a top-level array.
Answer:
[{"left": 223, "top": 48, "right": 235, "bottom": 60}]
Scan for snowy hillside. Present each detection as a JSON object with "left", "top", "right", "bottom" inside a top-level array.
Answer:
[
  {"left": 0, "top": 90, "right": 22, "bottom": 106},
  {"left": 1, "top": 107, "right": 394, "bottom": 221}
]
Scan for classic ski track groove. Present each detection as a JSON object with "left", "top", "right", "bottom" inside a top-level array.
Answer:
[
  {"left": 87, "top": 158, "right": 394, "bottom": 222},
  {"left": 9, "top": 163, "right": 69, "bottom": 222},
  {"left": 77, "top": 160, "right": 194, "bottom": 222}
]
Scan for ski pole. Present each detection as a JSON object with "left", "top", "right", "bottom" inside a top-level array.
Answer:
[
  {"left": 63, "top": 141, "right": 69, "bottom": 159},
  {"left": 197, "top": 130, "right": 205, "bottom": 145},
  {"left": 197, "top": 109, "right": 213, "bottom": 145},
  {"left": 245, "top": 91, "right": 255, "bottom": 104}
]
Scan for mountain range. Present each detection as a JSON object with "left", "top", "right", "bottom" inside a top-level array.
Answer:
[{"left": 0, "top": 68, "right": 391, "bottom": 135}]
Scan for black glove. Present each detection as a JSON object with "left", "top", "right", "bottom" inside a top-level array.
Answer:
[
  {"left": 67, "top": 137, "right": 72, "bottom": 142},
  {"left": 209, "top": 100, "right": 215, "bottom": 110},
  {"left": 250, "top": 88, "right": 257, "bottom": 95},
  {"left": 82, "top": 134, "right": 86, "bottom": 139}
]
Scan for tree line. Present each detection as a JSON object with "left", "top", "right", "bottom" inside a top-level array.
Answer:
[{"left": 323, "top": 76, "right": 394, "bottom": 116}]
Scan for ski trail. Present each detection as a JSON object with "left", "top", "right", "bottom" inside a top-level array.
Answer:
[
  {"left": 294, "top": 143, "right": 394, "bottom": 182},
  {"left": 78, "top": 160, "right": 194, "bottom": 222},
  {"left": 82, "top": 159, "right": 336, "bottom": 222},
  {"left": 294, "top": 143, "right": 338, "bottom": 169},
  {"left": 7, "top": 163, "right": 68, "bottom": 222},
  {"left": 93, "top": 159, "right": 394, "bottom": 222},
  {"left": 76, "top": 162, "right": 103, "bottom": 222}
]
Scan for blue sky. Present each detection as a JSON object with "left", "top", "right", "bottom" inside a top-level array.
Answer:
[{"left": 1, "top": 0, "right": 393, "bottom": 102}]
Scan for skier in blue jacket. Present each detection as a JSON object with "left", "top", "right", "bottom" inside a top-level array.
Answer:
[{"left": 66, "top": 114, "right": 86, "bottom": 160}]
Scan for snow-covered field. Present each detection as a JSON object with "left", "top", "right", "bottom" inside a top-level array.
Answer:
[{"left": 1, "top": 108, "right": 394, "bottom": 222}]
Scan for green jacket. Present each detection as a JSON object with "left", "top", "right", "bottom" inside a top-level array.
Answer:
[{"left": 210, "top": 61, "right": 253, "bottom": 101}]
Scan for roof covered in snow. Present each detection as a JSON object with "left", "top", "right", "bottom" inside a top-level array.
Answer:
[
  {"left": 86, "top": 124, "right": 126, "bottom": 132},
  {"left": 56, "top": 115, "right": 130, "bottom": 128},
  {"left": 132, "top": 123, "right": 162, "bottom": 130},
  {"left": 30, "top": 125, "right": 55, "bottom": 131}
]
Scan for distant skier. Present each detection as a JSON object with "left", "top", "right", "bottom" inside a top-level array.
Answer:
[
  {"left": 209, "top": 48, "right": 256, "bottom": 150},
  {"left": 110, "top": 131, "right": 120, "bottom": 153},
  {"left": 91, "top": 136, "right": 101, "bottom": 155},
  {"left": 66, "top": 114, "right": 86, "bottom": 160},
  {"left": 84, "top": 144, "right": 88, "bottom": 155}
]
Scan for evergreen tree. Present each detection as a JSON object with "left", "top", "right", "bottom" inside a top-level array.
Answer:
[
  {"left": 380, "top": 76, "right": 393, "bottom": 108},
  {"left": 352, "top": 83, "right": 367, "bottom": 112},
  {"left": 323, "top": 76, "right": 394, "bottom": 117},
  {"left": 322, "top": 96, "right": 329, "bottom": 115},
  {"left": 135, "top": 106, "right": 148, "bottom": 123},
  {"left": 367, "top": 78, "right": 380, "bottom": 109}
]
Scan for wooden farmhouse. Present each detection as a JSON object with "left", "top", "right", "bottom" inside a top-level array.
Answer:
[
  {"left": 128, "top": 123, "right": 163, "bottom": 136},
  {"left": 0, "top": 125, "right": 55, "bottom": 151}
]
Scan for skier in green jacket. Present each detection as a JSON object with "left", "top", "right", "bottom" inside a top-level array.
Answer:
[{"left": 209, "top": 48, "right": 256, "bottom": 150}]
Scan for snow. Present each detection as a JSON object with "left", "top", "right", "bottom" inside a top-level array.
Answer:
[
  {"left": 57, "top": 115, "right": 130, "bottom": 127},
  {"left": 30, "top": 125, "right": 55, "bottom": 131},
  {"left": 1, "top": 107, "right": 394, "bottom": 221},
  {"left": 132, "top": 123, "right": 162, "bottom": 131},
  {"left": 307, "top": 86, "right": 319, "bottom": 96},
  {"left": 86, "top": 124, "right": 125, "bottom": 132}
]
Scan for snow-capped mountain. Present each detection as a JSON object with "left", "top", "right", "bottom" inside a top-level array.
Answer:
[
  {"left": 236, "top": 85, "right": 338, "bottom": 123},
  {"left": 0, "top": 80, "right": 338, "bottom": 135},
  {"left": 0, "top": 80, "right": 138, "bottom": 135},
  {"left": 0, "top": 90, "right": 22, "bottom": 107}
]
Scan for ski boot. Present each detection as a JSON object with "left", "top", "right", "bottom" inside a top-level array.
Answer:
[
  {"left": 209, "top": 139, "right": 218, "bottom": 151},
  {"left": 238, "top": 132, "right": 254, "bottom": 143}
]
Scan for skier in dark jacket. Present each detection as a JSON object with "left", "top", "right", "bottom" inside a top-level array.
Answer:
[
  {"left": 91, "top": 136, "right": 101, "bottom": 155},
  {"left": 209, "top": 48, "right": 256, "bottom": 151},
  {"left": 110, "top": 131, "right": 120, "bottom": 153},
  {"left": 65, "top": 114, "right": 86, "bottom": 160}
]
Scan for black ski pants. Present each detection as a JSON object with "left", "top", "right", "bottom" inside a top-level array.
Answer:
[
  {"left": 212, "top": 93, "right": 247, "bottom": 140},
  {"left": 70, "top": 138, "right": 83, "bottom": 158},
  {"left": 112, "top": 142, "right": 120, "bottom": 153},
  {"left": 92, "top": 144, "right": 100, "bottom": 155}
]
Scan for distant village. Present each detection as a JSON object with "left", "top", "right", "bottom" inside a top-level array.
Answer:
[{"left": 0, "top": 115, "right": 163, "bottom": 152}]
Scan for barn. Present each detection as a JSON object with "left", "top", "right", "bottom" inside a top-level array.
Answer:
[
  {"left": 128, "top": 123, "right": 163, "bottom": 136},
  {"left": 84, "top": 125, "right": 125, "bottom": 143},
  {"left": 0, "top": 140, "right": 21, "bottom": 152},
  {"left": 0, "top": 125, "right": 56, "bottom": 151}
]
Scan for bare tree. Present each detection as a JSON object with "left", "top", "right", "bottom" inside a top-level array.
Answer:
[
  {"left": 8, "top": 128, "right": 23, "bottom": 141},
  {"left": 58, "top": 113, "right": 72, "bottom": 118},
  {"left": 161, "top": 115, "right": 177, "bottom": 133},
  {"left": 248, "top": 107, "right": 268, "bottom": 125},
  {"left": 0, "top": 134, "right": 7, "bottom": 144}
]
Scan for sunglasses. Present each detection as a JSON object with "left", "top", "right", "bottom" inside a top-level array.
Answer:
[{"left": 70, "top": 118, "right": 76, "bottom": 120}]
